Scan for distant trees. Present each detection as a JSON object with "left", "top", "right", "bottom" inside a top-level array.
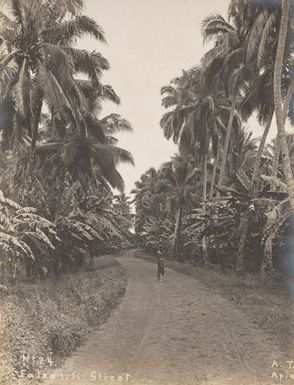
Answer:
[{"left": 158, "top": 156, "right": 198, "bottom": 259}]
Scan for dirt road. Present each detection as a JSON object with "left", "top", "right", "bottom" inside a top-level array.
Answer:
[{"left": 46, "top": 254, "right": 291, "bottom": 385}]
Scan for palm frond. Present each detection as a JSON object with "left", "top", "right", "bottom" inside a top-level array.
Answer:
[
  {"left": 46, "top": 0, "right": 83, "bottom": 16},
  {"left": 42, "top": 43, "right": 74, "bottom": 81},
  {"left": 12, "top": 58, "right": 31, "bottom": 119},
  {"left": 36, "top": 60, "right": 78, "bottom": 125},
  {"left": 85, "top": 115, "right": 106, "bottom": 142},
  {"left": 41, "top": 15, "right": 106, "bottom": 43},
  {"left": 63, "top": 47, "right": 109, "bottom": 81},
  {"left": 257, "top": 13, "right": 276, "bottom": 68},
  {"left": 3, "top": 0, "right": 24, "bottom": 30},
  {"left": 201, "top": 14, "right": 236, "bottom": 44},
  {"left": 160, "top": 107, "right": 191, "bottom": 143},
  {"left": 100, "top": 85, "right": 120, "bottom": 105},
  {"left": 99, "top": 114, "right": 132, "bottom": 134},
  {"left": 0, "top": 11, "right": 18, "bottom": 34},
  {"left": 245, "top": 10, "right": 269, "bottom": 64},
  {"left": 110, "top": 146, "right": 135, "bottom": 166},
  {"left": 0, "top": 61, "right": 18, "bottom": 102}
]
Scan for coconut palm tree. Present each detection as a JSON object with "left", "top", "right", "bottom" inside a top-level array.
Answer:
[
  {"left": 161, "top": 67, "right": 236, "bottom": 202},
  {"left": 157, "top": 155, "right": 198, "bottom": 259},
  {"left": 113, "top": 192, "right": 133, "bottom": 224},
  {"left": 268, "top": 133, "right": 294, "bottom": 182},
  {"left": 0, "top": 0, "right": 109, "bottom": 150},
  {"left": 226, "top": 126, "right": 258, "bottom": 181},
  {"left": 203, "top": 1, "right": 293, "bottom": 271},
  {"left": 35, "top": 113, "right": 134, "bottom": 193},
  {"left": 161, "top": 67, "right": 240, "bottom": 263},
  {"left": 201, "top": 13, "right": 248, "bottom": 190},
  {"left": 202, "top": 7, "right": 276, "bottom": 191},
  {"left": 131, "top": 167, "right": 164, "bottom": 233},
  {"left": 236, "top": 0, "right": 293, "bottom": 194},
  {"left": 273, "top": 0, "right": 294, "bottom": 210},
  {"left": 0, "top": 0, "right": 135, "bottom": 195},
  {"left": 245, "top": 0, "right": 294, "bottom": 273}
]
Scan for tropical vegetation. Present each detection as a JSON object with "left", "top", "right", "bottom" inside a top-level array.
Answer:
[
  {"left": 1, "top": 0, "right": 294, "bottom": 280},
  {"left": 0, "top": 0, "right": 134, "bottom": 285},
  {"left": 134, "top": 0, "right": 294, "bottom": 274}
]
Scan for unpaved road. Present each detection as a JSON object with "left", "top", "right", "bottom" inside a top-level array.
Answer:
[{"left": 47, "top": 254, "right": 291, "bottom": 385}]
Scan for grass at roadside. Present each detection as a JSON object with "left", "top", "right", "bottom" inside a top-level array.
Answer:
[
  {"left": 134, "top": 249, "right": 293, "bottom": 352},
  {"left": 0, "top": 255, "right": 127, "bottom": 384}
]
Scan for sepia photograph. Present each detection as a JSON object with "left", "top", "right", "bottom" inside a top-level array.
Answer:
[{"left": 0, "top": 0, "right": 293, "bottom": 384}]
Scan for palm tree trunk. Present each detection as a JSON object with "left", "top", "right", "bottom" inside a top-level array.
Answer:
[
  {"left": 31, "top": 99, "right": 43, "bottom": 151},
  {"left": 171, "top": 207, "right": 182, "bottom": 260},
  {"left": 271, "top": 136, "right": 280, "bottom": 186},
  {"left": 202, "top": 153, "right": 209, "bottom": 264},
  {"left": 217, "top": 101, "right": 235, "bottom": 192},
  {"left": 260, "top": 0, "right": 294, "bottom": 276},
  {"left": 209, "top": 136, "right": 220, "bottom": 199},
  {"left": 251, "top": 112, "right": 274, "bottom": 192},
  {"left": 261, "top": 236, "right": 274, "bottom": 274},
  {"left": 249, "top": 112, "right": 276, "bottom": 274},
  {"left": 237, "top": 114, "right": 274, "bottom": 273},
  {"left": 236, "top": 208, "right": 250, "bottom": 272},
  {"left": 265, "top": 126, "right": 280, "bottom": 274},
  {"left": 203, "top": 153, "right": 208, "bottom": 205},
  {"left": 276, "top": 132, "right": 294, "bottom": 207},
  {"left": 273, "top": 0, "right": 294, "bottom": 210}
]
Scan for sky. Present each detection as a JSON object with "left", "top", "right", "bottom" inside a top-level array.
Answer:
[{"left": 81, "top": 0, "right": 276, "bottom": 195}]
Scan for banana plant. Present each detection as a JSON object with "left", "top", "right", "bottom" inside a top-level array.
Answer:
[{"left": 0, "top": 189, "right": 57, "bottom": 283}]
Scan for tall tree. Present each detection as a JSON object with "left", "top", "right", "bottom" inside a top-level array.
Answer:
[
  {"left": 0, "top": 0, "right": 109, "bottom": 150},
  {"left": 131, "top": 168, "right": 162, "bottom": 232},
  {"left": 157, "top": 156, "right": 197, "bottom": 259},
  {"left": 161, "top": 68, "right": 234, "bottom": 202},
  {"left": 273, "top": 0, "right": 294, "bottom": 210},
  {"left": 201, "top": 13, "right": 248, "bottom": 190}
]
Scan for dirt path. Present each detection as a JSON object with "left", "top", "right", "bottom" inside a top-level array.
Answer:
[{"left": 46, "top": 253, "right": 291, "bottom": 385}]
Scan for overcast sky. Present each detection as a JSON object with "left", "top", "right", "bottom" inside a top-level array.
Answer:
[{"left": 81, "top": 0, "right": 275, "bottom": 195}]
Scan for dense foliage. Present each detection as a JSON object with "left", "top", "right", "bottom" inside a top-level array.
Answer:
[
  {"left": 134, "top": 0, "right": 294, "bottom": 274},
  {"left": 0, "top": 0, "right": 134, "bottom": 284}
]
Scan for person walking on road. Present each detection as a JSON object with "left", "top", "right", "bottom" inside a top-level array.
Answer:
[{"left": 156, "top": 248, "right": 165, "bottom": 281}]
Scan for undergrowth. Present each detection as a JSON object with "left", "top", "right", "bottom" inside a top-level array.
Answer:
[{"left": 0, "top": 257, "right": 127, "bottom": 384}]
